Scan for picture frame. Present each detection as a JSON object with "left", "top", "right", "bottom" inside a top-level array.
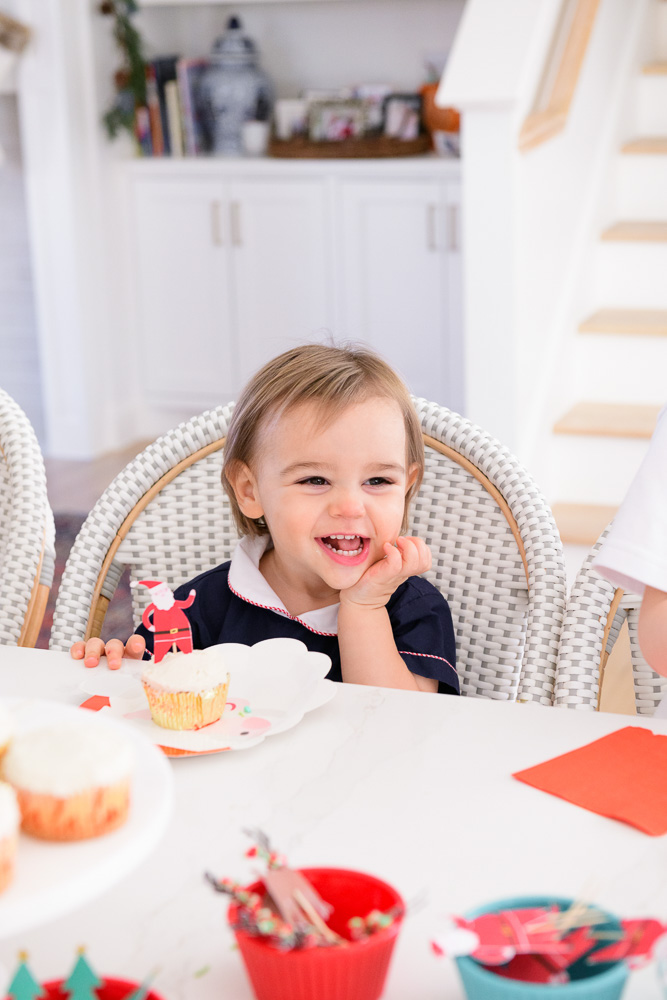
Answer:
[
  {"left": 308, "top": 99, "right": 367, "bottom": 142},
  {"left": 382, "top": 93, "right": 423, "bottom": 141}
]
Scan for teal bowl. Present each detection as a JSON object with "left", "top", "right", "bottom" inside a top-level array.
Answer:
[{"left": 455, "top": 895, "right": 629, "bottom": 1000}]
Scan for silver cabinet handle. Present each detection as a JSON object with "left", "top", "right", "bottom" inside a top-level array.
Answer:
[
  {"left": 230, "top": 201, "right": 242, "bottom": 247},
  {"left": 448, "top": 203, "right": 459, "bottom": 253},
  {"left": 211, "top": 200, "right": 223, "bottom": 246},
  {"left": 427, "top": 204, "right": 438, "bottom": 252}
]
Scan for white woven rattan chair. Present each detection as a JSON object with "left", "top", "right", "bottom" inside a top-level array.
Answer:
[
  {"left": 555, "top": 526, "right": 667, "bottom": 715},
  {"left": 50, "top": 400, "right": 566, "bottom": 704},
  {"left": 0, "top": 389, "right": 56, "bottom": 646}
]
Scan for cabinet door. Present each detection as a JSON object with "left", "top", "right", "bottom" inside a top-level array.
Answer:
[
  {"left": 132, "top": 177, "right": 233, "bottom": 406},
  {"left": 228, "top": 178, "right": 333, "bottom": 386},
  {"left": 338, "top": 179, "right": 461, "bottom": 409}
]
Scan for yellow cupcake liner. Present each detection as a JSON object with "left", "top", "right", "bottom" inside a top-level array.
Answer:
[{"left": 142, "top": 676, "right": 230, "bottom": 731}]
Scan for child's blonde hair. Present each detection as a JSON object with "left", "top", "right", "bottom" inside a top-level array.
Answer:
[{"left": 222, "top": 343, "right": 424, "bottom": 537}]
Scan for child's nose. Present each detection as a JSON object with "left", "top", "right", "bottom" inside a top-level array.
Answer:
[{"left": 329, "top": 487, "right": 365, "bottom": 519}]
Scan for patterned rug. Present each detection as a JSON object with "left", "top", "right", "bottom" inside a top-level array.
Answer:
[{"left": 37, "top": 513, "right": 135, "bottom": 649}]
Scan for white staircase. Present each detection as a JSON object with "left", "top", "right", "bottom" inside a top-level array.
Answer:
[{"left": 552, "top": 0, "right": 667, "bottom": 546}]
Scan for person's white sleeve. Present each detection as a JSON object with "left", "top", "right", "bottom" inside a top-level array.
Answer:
[{"left": 593, "top": 406, "right": 667, "bottom": 596}]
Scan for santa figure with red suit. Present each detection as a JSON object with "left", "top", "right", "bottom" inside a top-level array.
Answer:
[{"left": 131, "top": 579, "right": 196, "bottom": 663}]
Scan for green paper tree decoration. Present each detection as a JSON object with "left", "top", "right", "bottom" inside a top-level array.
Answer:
[
  {"left": 62, "top": 950, "right": 101, "bottom": 1000},
  {"left": 6, "top": 953, "right": 44, "bottom": 1000}
]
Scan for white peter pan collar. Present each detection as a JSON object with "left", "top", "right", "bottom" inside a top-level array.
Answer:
[{"left": 228, "top": 534, "right": 339, "bottom": 636}]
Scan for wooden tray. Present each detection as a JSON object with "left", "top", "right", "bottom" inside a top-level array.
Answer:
[{"left": 268, "top": 133, "right": 431, "bottom": 159}]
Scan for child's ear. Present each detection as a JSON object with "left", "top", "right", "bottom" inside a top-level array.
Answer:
[
  {"left": 406, "top": 463, "right": 420, "bottom": 492},
  {"left": 227, "top": 461, "right": 264, "bottom": 519}
]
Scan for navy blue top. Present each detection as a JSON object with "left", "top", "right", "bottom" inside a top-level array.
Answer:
[{"left": 136, "top": 562, "right": 459, "bottom": 696}]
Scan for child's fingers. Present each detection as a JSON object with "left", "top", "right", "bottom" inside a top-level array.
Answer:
[
  {"left": 104, "top": 638, "right": 126, "bottom": 671},
  {"left": 82, "top": 638, "right": 105, "bottom": 668},
  {"left": 396, "top": 536, "right": 431, "bottom": 575},
  {"left": 124, "top": 635, "right": 146, "bottom": 660},
  {"left": 70, "top": 641, "right": 85, "bottom": 660}
]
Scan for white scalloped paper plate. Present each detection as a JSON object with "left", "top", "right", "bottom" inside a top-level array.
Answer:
[
  {"left": 0, "top": 697, "right": 173, "bottom": 939},
  {"left": 78, "top": 638, "right": 336, "bottom": 757}
]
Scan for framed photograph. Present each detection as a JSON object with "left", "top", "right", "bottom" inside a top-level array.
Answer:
[
  {"left": 382, "top": 93, "right": 423, "bottom": 141},
  {"left": 308, "top": 99, "right": 367, "bottom": 142}
]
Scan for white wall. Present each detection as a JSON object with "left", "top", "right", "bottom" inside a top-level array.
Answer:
[{"left": 0, "top": 94, "right": 43, "bottom": 441}]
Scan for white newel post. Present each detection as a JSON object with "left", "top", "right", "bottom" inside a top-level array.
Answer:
[
  {"left": 437, "top": 0, "right": 562, "bottom": 455},
  {"left": 13, "top": 0, "right": 119, "bottom": 458}
]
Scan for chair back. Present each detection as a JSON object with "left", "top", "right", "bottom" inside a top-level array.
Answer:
[
  {"left": 51, "top": 400, "right": 566, "bottom": 704},
  {"left": 555, "top": 525, "right": 667, "bottom": 715},
  {"left": 0, "top": 389, "right": 55, "bottom": 646}
]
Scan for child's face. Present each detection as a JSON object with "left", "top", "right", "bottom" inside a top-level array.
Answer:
[{"left": 233, "top": 397, "right": 418, "bottom": 598}]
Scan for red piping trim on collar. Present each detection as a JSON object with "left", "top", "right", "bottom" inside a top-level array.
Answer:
[{"left": 227, "top": 578, "right": 337, "bottom": 638}]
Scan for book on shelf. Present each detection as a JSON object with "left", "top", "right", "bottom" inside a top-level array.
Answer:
[
  {"left": 164, "top": 80, "right": 184, "bottom": 157},
  {"left": 134, "top": 104, "right": 152, "bottom": 156},
  {"left": 145, "top": 64, "right": 164, "bottom": 156},
  {"left": 151, "top": 55, "right": 179, "bottom": 155},
  {"left": 176, "top": 57, "right": 210, "bottom": 156}
]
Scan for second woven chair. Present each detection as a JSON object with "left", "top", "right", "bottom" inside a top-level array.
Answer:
[
  {"left": 0, "top": 389, "right": 55, "bottom": 646},
  {"left": 555, "top": 525, "right": 667, "bottom": 715},
  {"left": 50, "top": 400, "right": 566, "bottom": 704}
]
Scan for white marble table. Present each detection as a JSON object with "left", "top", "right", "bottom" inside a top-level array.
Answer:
[{"left": 2, "top": 647, "right": 667, "bottom": 999}]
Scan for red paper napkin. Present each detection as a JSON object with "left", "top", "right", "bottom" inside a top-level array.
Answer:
[{"left": 513, "top": 726, "right": 667, "bottom": 836}]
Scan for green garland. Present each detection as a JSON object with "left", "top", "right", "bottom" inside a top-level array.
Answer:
[{"left": 100, "top": 0, "right": 148, "bottom": 139}]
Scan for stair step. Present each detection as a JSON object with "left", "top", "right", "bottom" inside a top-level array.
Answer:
[
  {"left": 642, "top": 61, "right": 667, "bottom": 74},
  {"left": 578, "top": 308, "right": 667, "bottom": 335},
  {"left": 601, "top": 221, "right": 667, "bottom": 242},
  {"left": 552, "top": 502, "right": 617, "bottom": 545},
  {"left": 621, "top": 137, "right": 667, "bottom": 154},
  {"left": 553, "top": 402, "right": 661, "bottom": 438}
]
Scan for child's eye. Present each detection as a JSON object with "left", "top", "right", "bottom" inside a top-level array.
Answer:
[
  {"left": 298, "top": 476, "right": 328, "bottom": 486},
  {"left": 366, "top": 477, "right": 392, "bottom": 487}
]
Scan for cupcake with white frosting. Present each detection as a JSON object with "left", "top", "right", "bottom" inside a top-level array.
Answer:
[
  {"left": 0, "top": 781, "right": 19, "bottom": 891},
  {"left": 0, "top": 702, "right": 14, "bottom": 758},
  {"left": 3, "top": 724, "right": 134, "bottom": 841},
  {"left": 142, "top": 648, "right": 230, "bottom": 730}
]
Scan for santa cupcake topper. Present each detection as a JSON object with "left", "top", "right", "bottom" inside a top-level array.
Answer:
[{"left": 131, "top": 579, "right": 196, "bottom": 663}]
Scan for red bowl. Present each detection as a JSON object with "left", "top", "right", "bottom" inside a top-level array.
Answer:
[
  {"left": 41, "top": 978, "right": 166, "bottom": 1000},
  {"left": 228, "top": 867, "right": 403, "bottom": 1000}
]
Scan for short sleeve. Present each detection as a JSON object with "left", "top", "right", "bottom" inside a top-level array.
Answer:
[
  {"left": 593, "top": 406, "right": 667, "bottom": 596},
  {"left": 387, "top": 577, "right": 459, "bottom": 695}
]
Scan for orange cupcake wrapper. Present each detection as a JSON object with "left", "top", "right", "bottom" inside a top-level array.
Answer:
[
  {"left": 16, "top": 781, "right": 130, "bottom": 841},
  {"left": 0, "top": 833, "right": 17, "bottom": 892}
]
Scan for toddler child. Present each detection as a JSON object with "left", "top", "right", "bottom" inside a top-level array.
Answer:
[
  {"left": 72, "top": 343, "right": 459, "bottom": 695},
  {"left": 593, "top": 403, "right": 667, "bottom": 678}
]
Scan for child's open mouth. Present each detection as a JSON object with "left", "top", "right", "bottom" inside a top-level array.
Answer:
[{"left": 316, "top": 535, "right": 370, "bottom": 566}]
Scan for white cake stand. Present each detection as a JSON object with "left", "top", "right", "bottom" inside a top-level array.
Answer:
[{"left": 0, "top": 698, "right": 174, "bottom": 939}]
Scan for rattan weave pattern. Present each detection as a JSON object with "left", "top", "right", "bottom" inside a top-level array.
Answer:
[
  {"left": 50, "top": 400, "right": 566, "bottom": 704},
  {"left": 0, "top": 389, "right": 55, "bottom": 645},
  {"left": 413, "top": 400, "right": 565, "bottom": 703},
  {"left": 50, "top": 407, "right": 236, "bottom": 649},
  {"left": 555, "top": 526, "right": 667, "bottom": 715}
]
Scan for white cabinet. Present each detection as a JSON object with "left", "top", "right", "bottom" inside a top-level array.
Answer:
[
  {"left": 127, "top": 159, "right": 462, "bottom": 415},
  {"left": 228, "top": 178, "right": 334, "bottom": 387},
  {"left": 338, "top": 177, "right": 462, "bottom": 411},
  {"left": 132, "top": 177, "right": 232, "bottom": 405},
  {"left": 131, "top": 170, "right": 332, "bottom": 406}
]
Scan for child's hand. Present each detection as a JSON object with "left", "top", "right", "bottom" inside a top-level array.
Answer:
[
  {"left": 339, "top": 536, "right": 431, "bottom": 611},
  {"left": 70, "top": 635, "right": 146, "bottom": 670}
]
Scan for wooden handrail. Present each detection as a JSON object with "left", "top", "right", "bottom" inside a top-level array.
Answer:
[{"left": 519, "top": 0, "right": 601, "bottom": 152}]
